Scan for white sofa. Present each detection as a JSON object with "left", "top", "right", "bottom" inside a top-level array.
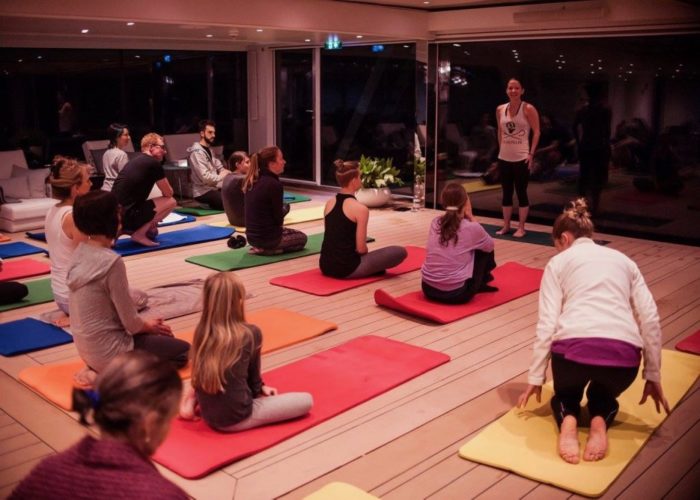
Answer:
[{"left": 0, "top": 150, "right": 56, "bottom": 232}]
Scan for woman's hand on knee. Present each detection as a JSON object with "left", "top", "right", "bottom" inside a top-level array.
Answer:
[
  {"left": 142, "top": 318, "right": 173, "bottom": 337},
  {"left": 639, "top": 380, "right": 671, "bottom": 414},
  {"left": 517, "top": 384, "right": 541, "bottom": 408}
]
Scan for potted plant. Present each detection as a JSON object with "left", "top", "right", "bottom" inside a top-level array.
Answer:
[{"left": 355, "top": 155, "right": 403, "bottom": 207}]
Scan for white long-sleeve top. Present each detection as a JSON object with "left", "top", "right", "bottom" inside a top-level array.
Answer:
[{"left": 528, "top": 237, "right": 662, "bottom": 385}]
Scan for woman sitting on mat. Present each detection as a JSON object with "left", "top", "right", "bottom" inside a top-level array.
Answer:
[
  {"left": 11, "top": 351, "right": 187, "bottom": 499},
  {"left": 67, "top": 190, "right": 189, "bottom": 385},
  {"left": 180, "top": 272, "right": 312, "bottom": 431},
  {"left": 421, "top": 183, "right": 497, "bottom": 304},
  {"left": 0, "top": 258, "right": 28, "bottom": 305},
  {"left": 101, "top": 123, "right": 131, "bottom": 192},
  {"left": 320, "top": 160, "right": 407, "bottom": 279},
  {"left": 518, "top": 198, "right": 669, "bottom": 464},
  {"left": 221, "top": 151, "right": 250, "bottom": 228},
  {"left": 242, "top": 146, "right": 307, "bottom": 255}
]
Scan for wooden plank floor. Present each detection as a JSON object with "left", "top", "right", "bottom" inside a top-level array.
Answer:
[{"left": 1, "top": 188, "right": 699, "bottom": 499}]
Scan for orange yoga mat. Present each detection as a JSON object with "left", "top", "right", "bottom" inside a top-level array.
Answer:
[{"left": 19, "top": 308, "right": 337, "bottom": 410}]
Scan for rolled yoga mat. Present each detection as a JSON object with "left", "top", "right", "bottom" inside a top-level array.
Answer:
[
  {"left": 675, "top": 329, "right": 700, "bottom": 355},
  {"left": 19, "top": 307, "right": 338, "bottom": 410},
  {"left": 0, "top": 278, "right": 53, "bottom": 312},
  {"left": 374, "top": 262, "right": 543, "bottom": 324},
  {"left": 0, "top": 242, "right": 47, "bottom": 259},
  {"left": 0, "top": 318, "right": 72, "bottom": 356},
  {"left": 152, "top": 335, "right": 450, "bottom": 479},
  {"left": 458, "top": 349, "right": 700, "bottom": 498},
  {"left": 0, "top": 258, "right": 50, "bottom": 281},
  {"left": 270, "top": 246, "right": 425, "bottom": 296}
]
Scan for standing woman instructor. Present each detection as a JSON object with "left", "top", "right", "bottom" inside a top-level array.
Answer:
[{"left": 496, "top": 78, "right": 540, "bottom": 238}]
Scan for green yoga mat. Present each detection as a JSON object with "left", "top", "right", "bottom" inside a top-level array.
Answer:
[
  {"left": 285, "top": 192, "right": 312, "bottom": 203},
  {"left": 174, "top": 206, "right": 223, "bottom": 216},
  {"left": 186, "top": 234, "right": 374, "bottom": 271},
  {"left": 0, "top": 278, "right": 53, "bottom": 312}
]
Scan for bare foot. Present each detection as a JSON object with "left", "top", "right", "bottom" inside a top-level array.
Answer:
[
  {"left": 583, "top": 416, "right": 608, "bottom": 461},
  {"left": 53, "top": 314, "right": 70, "bottom": 328},
  {"left": 248, "top": 246, "right": 265, "bottom": 255},
  {"left": 130, "top": 236, "right": 159, "bottom": 247},
  {"left": 558, "top": 415, "right": 580, "bottom": 464},
  {"left": 73, "top": 367, "right": 97, "bottom": 389},
  {"left": 495, "top": 227, "right": 511, "bottom": 235},
  {"left": 513, "top": 228, "right": 527, "bottom": 238},
  {"left": 179, "top": 384, "right": 200, "bottom": 420}
]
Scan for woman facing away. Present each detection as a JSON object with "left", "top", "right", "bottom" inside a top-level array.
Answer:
[
  {"left": 10, "top": 351, "right": 188, "bottom": 500},
  {"left": 495, "top": 77, "right": 540, "bottom": 238},
  {"left": 180, "top": 272, "right": 312, "bottom": 431},
  {"left": 67, "top": 190, "right": 189, "bottom": 385},
  {"left": 242, "top": 146, "right": 307, "bottom": 255},
  {"left": 221, "top": 150, "right": 250, "bottom": 228},
  {"left": 421, "top": 183, "right": 498, "bottom": 304},
  {"left": 518, "top": 198, "right": 669, "bottom": 464},
  {"left": 101, "top": 123, "right": 131, "bottom": 192},
  {"left": 320, "top": 160, "right": 407, "bottom": 279}
]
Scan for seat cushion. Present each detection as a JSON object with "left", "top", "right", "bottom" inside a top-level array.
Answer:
[{"left": 0, "top": 197, "right": 57, "bottom": 222}]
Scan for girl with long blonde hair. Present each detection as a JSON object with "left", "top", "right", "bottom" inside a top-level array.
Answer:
[{"left": 181, "top": 272, "right": 312, "bottom": 431}]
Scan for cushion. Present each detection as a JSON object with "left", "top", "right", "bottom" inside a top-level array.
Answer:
[
  {"left": 13, "top": 166, "right": 50, "bottom": 198},
  {"left": 0, "top": 197, "right": 56, "bottom": 220},
  {"left": 0, "top": 150, "right": 27, "bottom": 178},
  {"left": 0, "top": 176, "right": 31, "bottom": 199}
]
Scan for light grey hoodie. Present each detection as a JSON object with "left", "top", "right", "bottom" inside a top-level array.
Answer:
[
  {"left": 67, "top": 243, "right": 145, "bottom": 372},
  {"left": 187, "top": 142, "right": 226, "bottom": 197}
]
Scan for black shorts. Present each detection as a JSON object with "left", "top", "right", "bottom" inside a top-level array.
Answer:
[{"left": 122, "top": 199, "right": 156, "bottom": 232}]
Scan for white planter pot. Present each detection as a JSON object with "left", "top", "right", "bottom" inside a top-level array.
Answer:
[{"left": 355, "top": 188, "right": 392, "bottom": 208}]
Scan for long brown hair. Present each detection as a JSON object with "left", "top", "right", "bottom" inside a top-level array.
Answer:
[
  {"left": 552, "top": 198, "right": 595, "bottom": 240},
  {"left": 438, "top": 183, "right": 468, "bottom": 246},
  {"left": 242, "top": 146, "right": 279, "bottom": 192},
  {"left": 191, "top": 272, "right": 252, "bottom": 394}
]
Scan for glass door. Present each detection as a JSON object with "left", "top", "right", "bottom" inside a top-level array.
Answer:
[{"left": 275, "top": 49, "right": 315, "bottom": 182}]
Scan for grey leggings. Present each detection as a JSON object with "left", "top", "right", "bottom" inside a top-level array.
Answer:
[
  {"left": 347, "top": 246, "right": 408, "bottom": 279},
  {"left": 219, "top": 392, "right": 313, "bottom": 432}
]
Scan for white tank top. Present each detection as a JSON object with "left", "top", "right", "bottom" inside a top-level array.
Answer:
[
  {"left": 498, "top": 101, "right": 531, "bottom": 162},
  {"left": 44, "top": 204, "right": 78, "bottom": 303}
]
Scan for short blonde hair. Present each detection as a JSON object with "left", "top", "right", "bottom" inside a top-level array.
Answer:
[{"left": 140, "top": 132, "right": 163, "bottom": 152}]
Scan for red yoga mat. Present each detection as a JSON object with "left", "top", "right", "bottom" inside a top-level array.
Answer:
[
  {"left": 374, "top": 262, "right": 543, "bottom": 324},
  {"left": 0, "top": 258, "right": 51, "bottom": 281},
  {"left": 676, "top": 330, "right": 700, "bottom": 355},
  {"left": 269, "top": 246, "right": 426, "bottom": 296},
  {"left": 153, "top": 335, "right": 450, "bottom": 478}
]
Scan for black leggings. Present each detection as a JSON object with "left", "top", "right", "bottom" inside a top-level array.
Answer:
[
  {"left": 551, "top": 353, "right": 638, "bottom": 428},
  {"left": 195, "top": 189, "right": 224, "bottom": 210},
  {"left": 422, "top": 250, "right": 497, "bottom": 304},
  {"left": 499, "top": 159, "right": 529, "bottom": 207},
  {"left": 133, "top": 334, "right": 190, "bottom": 369},
  {"left": 0, "top": 281, "right": 28, "bottom": 305}
]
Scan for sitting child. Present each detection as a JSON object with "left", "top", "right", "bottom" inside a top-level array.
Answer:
[
  {"left": 181, "top": 272, "right": 313, "bottom": 431},
  {"left": 421, "top": 183, "right": 497, "bottom": 304},
  {"left": 221, "top": 150, "right": 250, "bottom": 228},
  {"left": 319, "top": 159, "right": 407, "bottom": 278}
]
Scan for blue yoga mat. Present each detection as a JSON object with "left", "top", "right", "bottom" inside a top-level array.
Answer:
[
  {"left": 25, "top": 214, "right": 197, "bottom": 243},
  {"left": 0, "top": 318, "right": 73, "bottom": 356},
  {"left": 0, "top": 242, "right": 47, "bottom": 259},
  {"left": 114, "top": 225, "right": 234, "bottom": 257}
]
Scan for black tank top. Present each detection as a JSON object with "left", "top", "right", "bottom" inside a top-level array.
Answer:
[{"left": 320, "top": 193, "right": 362, "bottom": 278}]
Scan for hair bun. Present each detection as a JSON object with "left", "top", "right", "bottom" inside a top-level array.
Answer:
[
  {"left": 570, "top": 197, "right": 590, "bottom": 218},
  {"left": 333, "top": 159, "right": 345, "bottom": 170}
]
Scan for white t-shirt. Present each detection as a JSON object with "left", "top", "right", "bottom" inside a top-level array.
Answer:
[{"left": 44, "top": 204, "right": 78, "bottom": 303}]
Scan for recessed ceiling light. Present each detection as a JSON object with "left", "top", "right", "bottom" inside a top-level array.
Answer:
[
  {"left": 37, "top": 55, "right": 43, "bottom": 60},
  {"left": 304, "top": 39, "right": 311, "bottom": 42},
  {"left": 256, "top": 28, "right": 263, "bottom": 32},
  {"left": 424, "top": 1, "right": 430, "bottom": 4},
  {"left": 403, "top": 45, "right": 410, "bottom": 48},
  {"left": 17, "top": 59, "right": 23, "bottom": 63},
  {"left": 453, "top": 43, "right": 460, "bottom": 47},
  {"left": 206, "top": 34, "right": 213, "bottom": 38},
  {"left": 126, "top": 22, "right": 135, "bottom": 26},
  {"left": 356, "top": 35, "right": 363, "bottom": 39},
  {"left": 81, "top": 29, "right": 89, "bottom": 34},
  {"left": 134, "top": 55, "right": 141, "bottom": 59}
]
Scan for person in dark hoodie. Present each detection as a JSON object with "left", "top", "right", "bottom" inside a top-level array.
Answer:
[
  {"left": 187, "top": 119, "right": 230, "bottom": 210},
  {"left": 67, "top": 190, "right": 189, "bottom": 386}
]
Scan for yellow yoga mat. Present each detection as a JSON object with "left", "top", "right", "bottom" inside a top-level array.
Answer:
[
  {"left": 19, "top": 308, "right": 337, "bottom": 410},
  {"left": 304, "top": 482, "right": 379, "bottom": 500},
  {"left": 458, "top": 350, "right": 700, "bottom": 497},
  {"left": 462, "top": 179, "right": 501, "bottom": 194},
  {"left": 210, "top": 205, "right": 325, "bottom": 232}
]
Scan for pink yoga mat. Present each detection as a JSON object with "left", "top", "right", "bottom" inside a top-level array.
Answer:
[
  {"left": 676, "top": 330, "right": 700, "bottom": 355},
  {"left": 153, "top": 335, "right": 450, "bottom": 478},
  {"left": 374, "top": 262, "right": 543, "bottom": 324},
  {"left": 0, "top": 258, "right": 51, "bottom": 281},
  {"left": 269, "top": 246, "right": 426, "bottom": 296}
]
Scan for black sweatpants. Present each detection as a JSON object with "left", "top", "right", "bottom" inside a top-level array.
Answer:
[
  {"left": 550, "top": 353, "right": 638, "bottom": 428},
  {"left": 195, "top": 189, "right": 224, "bottom": 211},
  {"left": 133, "top": 334, "right": 190, "bottom": 369},
  {"left": 422, "top": 250, "right": 497, "bottom": 304}
]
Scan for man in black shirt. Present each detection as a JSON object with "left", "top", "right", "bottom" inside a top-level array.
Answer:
[{"left": 112, "top": 133, "right": 176, "bottom": 246}]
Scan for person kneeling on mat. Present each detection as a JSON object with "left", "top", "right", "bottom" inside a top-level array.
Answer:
[
  {"left": 319, "top": 159, "right": 407, "bottom": 279},
  {"left": 421, "top": 183, "right": 497, "bottom": 304},
  {"left": 518, "top": 198, "right": 669, "bottom": 464},
  {"left": 180, "top": 272, "right": 312, "bottom": 431}
]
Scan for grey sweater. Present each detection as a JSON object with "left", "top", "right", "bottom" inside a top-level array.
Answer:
[
  {"left": 67, "top": 243, "right": 145, "bottom": 372},
  {"left": 187, "top": 142, "right": 226, "bottom": 198}
]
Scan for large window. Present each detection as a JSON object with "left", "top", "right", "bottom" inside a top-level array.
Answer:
[
  {"left": 0, "top": 48, "right": 247, "bottom": 164},
  {"left": 431, "top": 35, "right": 700, "bottom": 245}
]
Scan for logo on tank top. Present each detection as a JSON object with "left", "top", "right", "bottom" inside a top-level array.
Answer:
[{"left": 504, "top": 121, "right": 526, "bottom": 141}]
